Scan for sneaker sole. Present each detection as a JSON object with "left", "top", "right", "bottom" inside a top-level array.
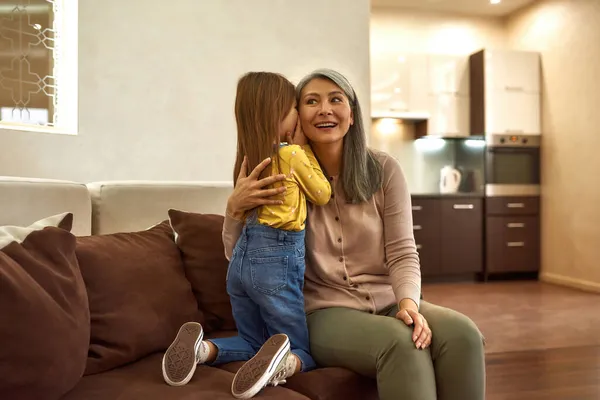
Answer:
[
  {"left": 231, "top": 333, "right": 290, "bottom": 399},
  {"left": 162, "top": 322, "right": 204, "bottom": 386}
]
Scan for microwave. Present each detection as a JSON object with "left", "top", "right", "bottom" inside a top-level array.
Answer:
[{"left": 485, "top": 134, "right": 540, "bottom": 197}]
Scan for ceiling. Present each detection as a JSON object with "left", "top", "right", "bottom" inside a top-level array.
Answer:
[{"left": 371, "top": 0, "right": 538, "bottom": 17}]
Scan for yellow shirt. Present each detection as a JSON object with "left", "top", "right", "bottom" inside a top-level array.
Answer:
[{"left": 256, "top": 144, "right": 332, "bottom": 231}]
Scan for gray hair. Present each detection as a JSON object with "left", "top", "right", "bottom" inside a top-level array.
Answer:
[{"left": 296, "top": 68, "right": 383, "bottom": 204}]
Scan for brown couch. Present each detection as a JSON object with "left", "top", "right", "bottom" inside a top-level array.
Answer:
[{"left": 0, "top": 177, "right": 378, "bottom": 400}]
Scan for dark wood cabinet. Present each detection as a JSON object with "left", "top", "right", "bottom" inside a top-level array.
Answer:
[
  {"left": 412, "top": 199, "right": 442, "bottom": 277},
  {"left": 485, "top": 196, "right": 540, "bottom": 275},
  {"left": 440, "top": 198, "right": 484, "bottom": 274},
  {"left": 412, "top": 196, "right": 483, "bottom": 278},
  {"left": 486, "top": 196, "right": 540, "bottom": 216},
  {"left": 411, "top": 194, "right": 540, "bottom": 280}
]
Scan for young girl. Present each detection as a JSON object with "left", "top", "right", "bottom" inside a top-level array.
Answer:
[{"left": 162, "top": 71, "right": 331, "bottom": 399}]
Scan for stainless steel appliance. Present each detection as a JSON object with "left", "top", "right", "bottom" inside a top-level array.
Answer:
[{"left": 485, "top": 134, "right": 540, "bottom": 197}]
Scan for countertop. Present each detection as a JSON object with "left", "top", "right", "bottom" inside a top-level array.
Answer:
[{"left": 410, "top": 192, "right": 485, "bottom": 199}]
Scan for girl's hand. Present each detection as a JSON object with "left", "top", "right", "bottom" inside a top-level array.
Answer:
[
  {"left": 395, "top": 301, "right": 432, "bottom": 350},
  {"left": 226, "top": 156, "right": 287, "bottom": 220},
  {"left": 286, "top": 119, "right": 307, "bottom": 146}
]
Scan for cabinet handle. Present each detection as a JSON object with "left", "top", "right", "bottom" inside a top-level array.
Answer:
[
  {"left": 507, "top": 203, "right": 525, "bottom": 208},
  {"left": 505, "top": 86, "right": 524, "bottom": 92},
  {"left": 453, "top": 204, "right": 474, "bottom": 210},
  {"left": 507, "top": 222, "right": 525, "bottom": 228},
  {"left": 416, "top": 244, "right": 423, "bottom": 250},
  {"left": 413, "top": 225, "right": 422, "bottom": 231},
  {"left": 507, "top": 241, "right": 525, "bottom": 247},
  {"left": 412, "top": 205, "right": 422, "bottom": 211}
]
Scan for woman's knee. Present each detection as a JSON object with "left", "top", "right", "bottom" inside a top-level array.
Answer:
[
  {"left": 424, "top": 304, "right": 485, "bottom": 352},
  {"left": 449, "top": 313, "right": 484, "bottom": 350}
]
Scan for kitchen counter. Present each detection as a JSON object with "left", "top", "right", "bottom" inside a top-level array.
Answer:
[{"left": 411, "top": 192, "right": 485, "bottom": 199}]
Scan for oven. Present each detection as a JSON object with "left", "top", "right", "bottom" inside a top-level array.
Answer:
[{"left": 485, "top": 134, "right": 540, "bottom": 197}]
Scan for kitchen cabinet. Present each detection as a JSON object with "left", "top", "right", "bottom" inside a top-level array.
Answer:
[
  {"left": 423, "top": 55, "right": 471, "bottom": 137},
  {"left": 426, "top": 94, "right": 470, "bottom": 136},
  {"left": 440, "top": 198, "right": 483, "bottom": 274},
  {"left": 484, "top": 49, "right": 540, "bottom": 94},
  {"left": 370, "top": 53, "right": 429, "bottom": 119},
  {"left": 469, "top": 49, "right": 541, "bottom": 136},
  {"left": 412, "top": 196, "right": 483, "bottom": 278},
  {"left": 411, "top": 199, "right": 442, "bottom": 277},
  {"left": 427, "top": 54, "right": 470, "bottom": 96},
  {"left": 485, "top": 91, "right": 540, "bottom": 135},
  {"left": 485, "top": 196, "right": 540, "bottom": 275}
]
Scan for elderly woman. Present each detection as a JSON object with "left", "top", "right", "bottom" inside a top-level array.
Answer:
[{"left": 222, "top": 68, "right": 486, "bottom": 400}]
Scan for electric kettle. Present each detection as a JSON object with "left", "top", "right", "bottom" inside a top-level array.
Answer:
[{"left": 440, "top": 166, "right": 461, "bottom": 194}]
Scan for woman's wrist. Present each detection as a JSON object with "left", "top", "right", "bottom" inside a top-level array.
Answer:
[
  {"left": 399, "top": 298, "right": 419, "bottom": 312},
  {"left": 226, "top": 199, "right": 244, "bottom": 221}
]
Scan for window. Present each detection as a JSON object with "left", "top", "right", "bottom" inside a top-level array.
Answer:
[{"left": 0, "top": 0, "right": 77, "bottom": 134}]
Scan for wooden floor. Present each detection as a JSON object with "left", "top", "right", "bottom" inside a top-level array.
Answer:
[{"left": 422, "top": 281, "right": 600, "bottom": 399}]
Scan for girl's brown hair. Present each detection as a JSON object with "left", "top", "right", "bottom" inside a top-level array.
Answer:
[{"left": 233, "top": 71, "right": 296, "bottom": 186}]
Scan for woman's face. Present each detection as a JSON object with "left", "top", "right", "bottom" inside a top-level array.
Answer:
[{"left": 298, "top": 78, "right": 354, "bottom": 146}]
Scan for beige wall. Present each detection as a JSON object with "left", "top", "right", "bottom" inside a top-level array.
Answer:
[
  {"left": 0, "top": 0, "right": 371, "bottom": 183},
  {"left": 507, "top": 0, "right": 600, "bottom": 291},
  {"left": 370, "top": 7, "right": 507, "bottom": 56}
]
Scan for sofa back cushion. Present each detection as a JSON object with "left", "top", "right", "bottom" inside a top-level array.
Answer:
[
  {"left": 0, "top": 176, "right": 92, "bottom": 236},
  {"left": 168, "top": 209, "right": 235, "bottom": 333},
  {"left": 86, "top": 181, "right": 233, "bottom": 235},
  {"left": 0, "top": 213, "right": 90, "bottom": 400},
  {"left": 76, "top": 221, "right": 201, "bottom": 375}
]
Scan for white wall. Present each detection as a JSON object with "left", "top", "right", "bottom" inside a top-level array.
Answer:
[
  {"left": 369, "top": 7, "right": 507, "bottom": 192},
  {"left": 0, "top": 0, "right": 371, "bottom": 183}
]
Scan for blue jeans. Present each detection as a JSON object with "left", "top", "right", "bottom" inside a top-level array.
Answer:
[{"left": 208, "top": 222, "right": 316, "bottom": 372}]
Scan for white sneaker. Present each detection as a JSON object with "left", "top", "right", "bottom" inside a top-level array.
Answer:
[
  {"left": 231, "top": 333, "right": 292, "bottom": 399},
  {"left": 162, "top": 322, "right": 204, "bottom": 386}
]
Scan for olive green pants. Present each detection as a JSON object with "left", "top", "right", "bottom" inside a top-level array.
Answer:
[{"left": 307, "top": 301, "right": 485, "bottom": 400}]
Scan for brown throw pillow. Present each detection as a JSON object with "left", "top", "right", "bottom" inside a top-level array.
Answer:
[
  {"left": 168, "top": 209, "right": 235, "bottom": 333},
  {"left": 0, "top": 213, "right": 90, "bottom": 400},
  {"left": 76, "top": 221, "right": 201, "bottom": 375}
]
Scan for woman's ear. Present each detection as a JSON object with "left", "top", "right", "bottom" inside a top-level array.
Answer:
[{"left": 350, "top": 110, "right": 354, "bottom": 126}]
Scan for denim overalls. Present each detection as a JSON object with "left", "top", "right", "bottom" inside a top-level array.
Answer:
[{"left": 208, "top": 212, "right": 316, "bottom": 372}]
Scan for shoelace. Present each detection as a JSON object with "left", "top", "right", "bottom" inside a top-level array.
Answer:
[{"left": 268, "top": 368, "right": 288, "bottom": 387}]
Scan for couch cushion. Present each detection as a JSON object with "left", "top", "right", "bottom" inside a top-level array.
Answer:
[
  {"left": 76, "top": 221, "right": 201, "bottom": 375},
  {"left": 208, "top": 331, "right": 378, "bottom": 400},
  {"left": 168, "top": 209, "right": 235, "bottom": 333},
  {"left": 61, "top": 353, "right": 309, "bottom": 400},
  {"left": 86, "top": 181, "right": 233, "bottom": 235},
  {"left": 0, "top": 213, "right": 90, "bottom": 400},
  {"left": 0, "top": 176, "right": 92, "bottom": 236},
  {"left": 218, "top": 362, "right": 377, "bottom": 400}
]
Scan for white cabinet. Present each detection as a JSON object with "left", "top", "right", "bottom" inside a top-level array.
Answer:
[
  {"left": 371, "top": 53, "right": 429, "bottom": 118},
  {"left": 470, "top": 49, "right": 541, "bottom": 135},
  {"left": 426, "top": 55, "right": 470, "bottom": 136},
  {"left": 427, "top": 94, "right": 470, "bottom": 137},
  {"left": 485, "top": 91, "right": 540, "bottom": 135},
  {"left": 428, "top": 55, "right": 470, "bottom": 96},
  {"left": 484, "top": 50, "right": 540, "bottom": 94}
]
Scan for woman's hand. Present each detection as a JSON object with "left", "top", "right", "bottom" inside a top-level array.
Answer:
[
  {"left": 395, "top": 299, "right": 432, "bottom": 350},
  {"left": 286, "top": 119, "right": 307, "bottom": 146},
  {"left": 226, "top": 156, "right": 287, "bottom": 220}
]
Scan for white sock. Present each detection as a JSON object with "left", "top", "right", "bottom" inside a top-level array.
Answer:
[{"left": 197, "top": 341, "right": 210, "bottom": 364}]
